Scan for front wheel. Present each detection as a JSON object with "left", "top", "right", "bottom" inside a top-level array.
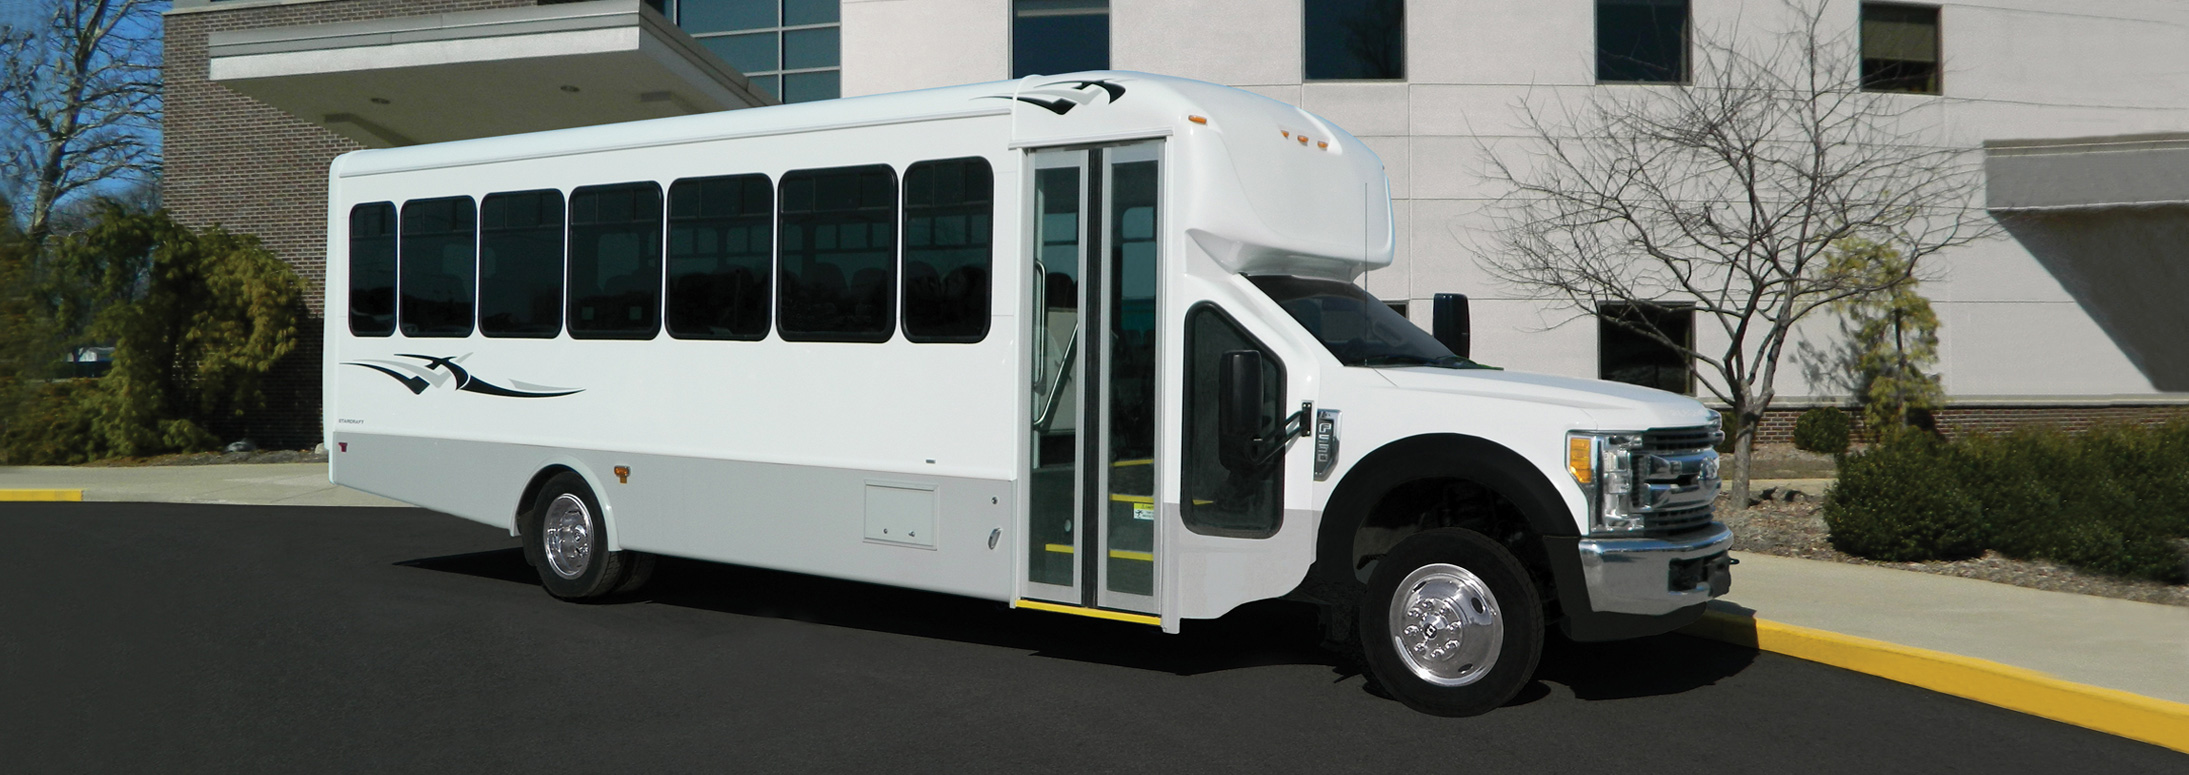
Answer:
[{"left": 1358, "top": 528, "right": 1543, "bottom": 716}]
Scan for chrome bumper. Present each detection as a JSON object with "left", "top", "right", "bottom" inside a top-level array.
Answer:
[{"left": 1573, "top": 523, "right": 1734, "bottom": 616}]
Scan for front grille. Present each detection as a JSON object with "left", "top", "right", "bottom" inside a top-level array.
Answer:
[
  {"left": 1642, "top": 504, "right": 1714, "bottom": 535},
  {"left": 1642, "top": 425, "right": 1721, "bottom": 453}
]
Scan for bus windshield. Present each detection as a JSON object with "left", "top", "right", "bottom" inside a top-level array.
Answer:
[{"left": 1247, "top": 275, "right": 1485, "bottom": 369}]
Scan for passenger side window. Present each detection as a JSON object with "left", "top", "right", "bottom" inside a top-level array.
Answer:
[
  {"left": 568, "top": 182, "right": 664, "bottom": 340},
  {"left": 778, "top": 165, "right": 895, "bottom": 342},
  {"left": 667, "top": 174, "right": 773, "bottom": 340},
  {"left": 479, "top": 190, "right": 565, "bottom": 338},
  {"left": 348, "top": 202, "right": 397, "bottom": 337},
  {"left": 902, "top": 157, "right": 993, "bottom": 343},
  {"left": 1182, "top": 305, "right": 1284, "bottom": 538},
  {"left": 399, "top": 196, "right": 477, "bottom": 338}
]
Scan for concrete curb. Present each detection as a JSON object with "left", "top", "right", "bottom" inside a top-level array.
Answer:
[
  {"left": 1681, "top": 610, "right": 2189, "bottom": 754},
  {"left": 0, "top": 489, "right": 84, "bottom": 501}
]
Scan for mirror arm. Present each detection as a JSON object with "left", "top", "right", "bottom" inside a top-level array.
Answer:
[{"left": 1250, "top": 401, "right": 1314, "bottom": 468}]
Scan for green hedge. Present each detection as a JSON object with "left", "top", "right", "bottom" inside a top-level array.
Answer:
[
  {"left": 1792, "top": 406, "right": 1852, "bottom": 454},
  {"left": 1824, "top": 423, "right": 2189, "bottom": 583}
]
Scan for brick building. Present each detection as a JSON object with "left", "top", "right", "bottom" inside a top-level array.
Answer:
[{"left": 165, "top": 0, "right": 2189, "bottom": 448}]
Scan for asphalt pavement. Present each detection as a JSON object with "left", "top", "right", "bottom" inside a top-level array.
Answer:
[{"left": 4, "top": 501, "right": 2182, "bottom": 773}]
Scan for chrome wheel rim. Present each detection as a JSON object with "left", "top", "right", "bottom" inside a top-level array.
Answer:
[
  {"left": 542, "top": 493, "right": 593, "bottom": 580},
  {"left": 1389, "top": 562, "right": 1504, "bottom": 687}
]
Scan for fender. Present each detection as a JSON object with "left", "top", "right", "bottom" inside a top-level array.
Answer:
[{"left": 1302, "top": 433, "right": 1575, "bottom": 602}]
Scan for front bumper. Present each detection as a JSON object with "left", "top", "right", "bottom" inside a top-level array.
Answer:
[{"left": 1573, "top": 523, "right": 1734, "bottom": 616}]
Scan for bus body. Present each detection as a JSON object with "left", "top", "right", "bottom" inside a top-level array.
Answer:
[{"left": 327, "top": 72, "right": 1731, "bottom": 714}]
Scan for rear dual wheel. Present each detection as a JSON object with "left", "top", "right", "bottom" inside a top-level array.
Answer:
[
  {"left": 1359, "top": 528, "right": 1543, "bottom": 716},
  {"left": 524, "top": 471, "right": 654, "bottom": 600}
]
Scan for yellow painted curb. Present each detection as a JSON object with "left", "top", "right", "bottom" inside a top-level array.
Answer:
[
  {"left": 1683, "top": 610, "right": 2189, "bottom": 754},
  {"left": 0, "top": 489, "right": 84, "bottom": 502}
]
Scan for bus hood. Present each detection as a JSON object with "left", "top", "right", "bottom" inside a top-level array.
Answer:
[{"left": 1374, "top": 367, "right": 1718, "bottom": 432}]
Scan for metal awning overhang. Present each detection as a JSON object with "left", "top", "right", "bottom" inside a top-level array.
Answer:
[
  {"left": 1985, "top": 133, "right": 2189, "bottom": 211},
  {"left": 206, "top": 0, "right": 772, "bottom": 148}
]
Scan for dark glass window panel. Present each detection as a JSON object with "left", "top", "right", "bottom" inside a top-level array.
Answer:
[
  {"left": 778, "top": 165, "right": 896, "bottom": 341},
  {"left": 1105, "top": 158, "right": 1160, "bottom": 594},
  {"left": 1182, "top": 306, "right": 1284, "bottom": 538},
  {"left": 700, "top": 31, "right": 778, "bottom": 75},
  {"left": 781, "top": 70, "right": 840, "bottom": 103},
  {"left": 1303, "top": 0, "right": 1406, "bottom": 80},
  {"left": 399, "top": 196, "right": 477, "bottom": 338},
  {"left": 668, "top": 174, "right": 773, "bottom": 340},
  {"left": 1861, "top": 3, "right": 1940, "bottom": 94},
  {"left": 1598, "top": 302, "right": 1693, "bottom": 394},
  {"left": 1011, "top": 10, "right": 1109, "bottom": 78},
  {"left": 783, "top": 0, "right": 840, "bottom": 26},
  {"left": 1597, "top": 0, "right": 1689, "bottom": 83},
  {"left": 782, "top": 26, "right": 839, "bottom": 70},
  {"left": 349, "top": 202, "right": 397, "bottom": 337},
  {"left": 479, "top": 189, "right": 565, "bottom": 338},
  {"left": 644, "top": 0, "right": 667, "bottom": 15},
  {"left": 679, "top": 0, "right": 776, "bottom": 33},
  {"left": 902, "top": 158, "right": 993, "bottom": 343},
  {"left": 747, "top": 74, "right": 782, "bottom": 100},
  {"left": 568, "top": 183, "right": 664, "bottom": 340}
]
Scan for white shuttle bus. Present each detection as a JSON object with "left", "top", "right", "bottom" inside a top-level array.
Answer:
[{"left": 326, "top": 72, "right": 1732, "bottom": 715}]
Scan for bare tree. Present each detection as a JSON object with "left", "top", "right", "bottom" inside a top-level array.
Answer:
[
  {"left": 1479, "top": 1, "right": 1993, "bottom": 504},
  {"left": 1, "top": 0, "right": 164, "bottom": 253}
]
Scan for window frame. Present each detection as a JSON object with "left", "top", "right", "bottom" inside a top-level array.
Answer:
[
  {"left": 477, "top": 188, "right": 568, "bottom": 340},
  {"left": 1859, "top": 2, "right": 1943, "bottom": 95},
  {"left": 1301, "top": 0, "right": 1408, "bottom": 82},
  {"left": 347, "top": 201, "right": 398, "bottom": 338},
  {"left": 565, "top": 181, "right": 667, "bottom": 342},
  {"left": 900, "top": 156, "right": 996, "bottom": 344},
  {"left": 1596, "top": 300, "right": 1696, "bottom": 395},
  {"left": 397, "top": 195, "right": 480, "bottom": 339},
  {"left": 1594, "top": 0, "right": 1692, "bottom": 85},
  {"left": 666, "top": 172, "right": 776, "bottom": 342},
  {"left": 776, "top": 163, "right": 900, "bottom": 344}
]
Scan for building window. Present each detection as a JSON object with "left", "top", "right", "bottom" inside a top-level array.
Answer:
[
  {"left": 1862, "top": 3, "right": 1940, "bottom": 94},
  {"left": 902, "top": 158, "right": 994, "bottom": 343},
  {"left": 1597, "top": 0, "right": 1688, "bottom": 83},
  {"left": 667, "top": 174, "right": 774, "bottom": 340},
  {"left": 568, "top": 183, "right": 665, "bottom": 340},
  {"left": 1598, "top": 302, "right": 1693, "bottom": 394},
  {"left": 399, "top": 196, "right": 478, "bottom": 338},
  {"left": 673, "top": 0, "right": 841, "bottom": 103},
  {"left": 1012, "top": 0, "right": 1108, "bottom": 78},
  {"left": 479, "top": 190, "right": 566, "bottom": 338},
  {"left": 778, "top": 165, "right": 896, "bottom": 342},
  {"left": 1303, "top": 0, "right": 1405, "bottom": 80}
]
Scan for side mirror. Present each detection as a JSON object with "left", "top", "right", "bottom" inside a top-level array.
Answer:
[
  {"left": 1432, "top": 293, "right": 1471, "bottom": 359},
  {"left": 1217, "top": 350, "right": 1264, "bottom": 470}
]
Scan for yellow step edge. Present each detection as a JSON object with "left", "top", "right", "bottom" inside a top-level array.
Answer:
[
  {"left": 1015, "top": 599, "right": 1160, "bottom": 626},
  {"left": 0, "top": 489, "right": 83, "bottom": 502},
  {"left": 1683, "top": 610, "right": 2189, "bottom": 754}
]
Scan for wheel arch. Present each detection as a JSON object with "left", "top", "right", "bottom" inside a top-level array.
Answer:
[{"left": 514, "top": 462, "right": 621, "bottom": 550}]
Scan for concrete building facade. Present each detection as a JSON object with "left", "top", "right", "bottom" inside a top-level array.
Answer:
[{"left": 165, "top": 0, "right": 2189, "bottom": 446}]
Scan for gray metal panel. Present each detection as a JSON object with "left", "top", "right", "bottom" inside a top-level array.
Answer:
[{"left": 1986, "top": 134, "right": 2189, "bottom": 210}]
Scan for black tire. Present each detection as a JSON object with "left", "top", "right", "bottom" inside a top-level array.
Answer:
[
  {"left": 1357, "top": 528, "right": 1544, "bottom": 716},
  {"left": 523, "top": 471, "right": 648, "bottom": 600}
]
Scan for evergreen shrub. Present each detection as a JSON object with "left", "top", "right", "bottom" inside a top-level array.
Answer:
[{"left": 1792, "top": 406, "right": 1852, "bottom": 454}]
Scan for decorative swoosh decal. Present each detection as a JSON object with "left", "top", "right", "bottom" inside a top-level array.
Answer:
[
  {"left": 344, "top": 354, "right": 582, "bottom": 398},
  {"left": 981, "top": 78, "right": 1128, "bottom": 116}
]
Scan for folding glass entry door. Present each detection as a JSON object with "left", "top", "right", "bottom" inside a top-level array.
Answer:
[{"left": 1023, "top": 142, "right": 1162, "bottom": 614}]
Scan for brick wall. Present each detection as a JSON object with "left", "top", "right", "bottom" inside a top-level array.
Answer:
[
  {"left": 1750, "top": 403, "right": 2189, "bottom": 445},
  {"left": 164, "top": 0, "right": 538, "bottom": 449}
]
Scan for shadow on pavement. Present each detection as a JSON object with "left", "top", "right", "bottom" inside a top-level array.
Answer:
[{"left": 401, "top": 548, "right": 1759, "bottom": 699}]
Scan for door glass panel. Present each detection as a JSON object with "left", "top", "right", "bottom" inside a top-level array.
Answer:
[
  {"left": 1027, "top": 165, "right": 1081, "bottom": 590},
  {"left": 1104, "top": 159, "right": 1159, "bottom": 598}
]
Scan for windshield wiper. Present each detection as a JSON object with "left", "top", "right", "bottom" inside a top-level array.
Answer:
[{"left": 1357, "top": 354, "right": 1469, "bottom": 368}]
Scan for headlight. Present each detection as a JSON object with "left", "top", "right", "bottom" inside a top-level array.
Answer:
[{"left": 1566, "top": 432, "right": 1647, "bottom": 535}]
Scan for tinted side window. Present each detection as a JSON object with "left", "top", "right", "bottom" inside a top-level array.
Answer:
[
  {"left": 1182, "top": 305, "right": 1284, "bottom": 538},
  {"left": 778, "top": 165, "right": 895, "bottom": 342},
  {"left": 902, "top": 157, "right": 993, "bottom": 343},
  {"left": 568, "top": 182, "right": 664, "bottom": 340},
  {"left": 479, "top": 189, "right": 565, "bottom": 338},
  {"left": 348, "top": 202, "right": 397, "bottom": 337},
  {"left": 399, "top": 196, "right": 477, "bottom": 338},
  {"left": 667, "top": 174, "right": 772, "bottom": 340}
]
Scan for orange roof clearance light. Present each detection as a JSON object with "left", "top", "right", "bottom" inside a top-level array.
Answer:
[
  {"left": 1317, "top": 141, "right": 1329, "bottom": 149},
  {"left": 1188, "top": 115, "right": 1208, "bottom": 124},
  {"left": 1297, "top": 135, "right": 1310, "bottom": 145}
]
